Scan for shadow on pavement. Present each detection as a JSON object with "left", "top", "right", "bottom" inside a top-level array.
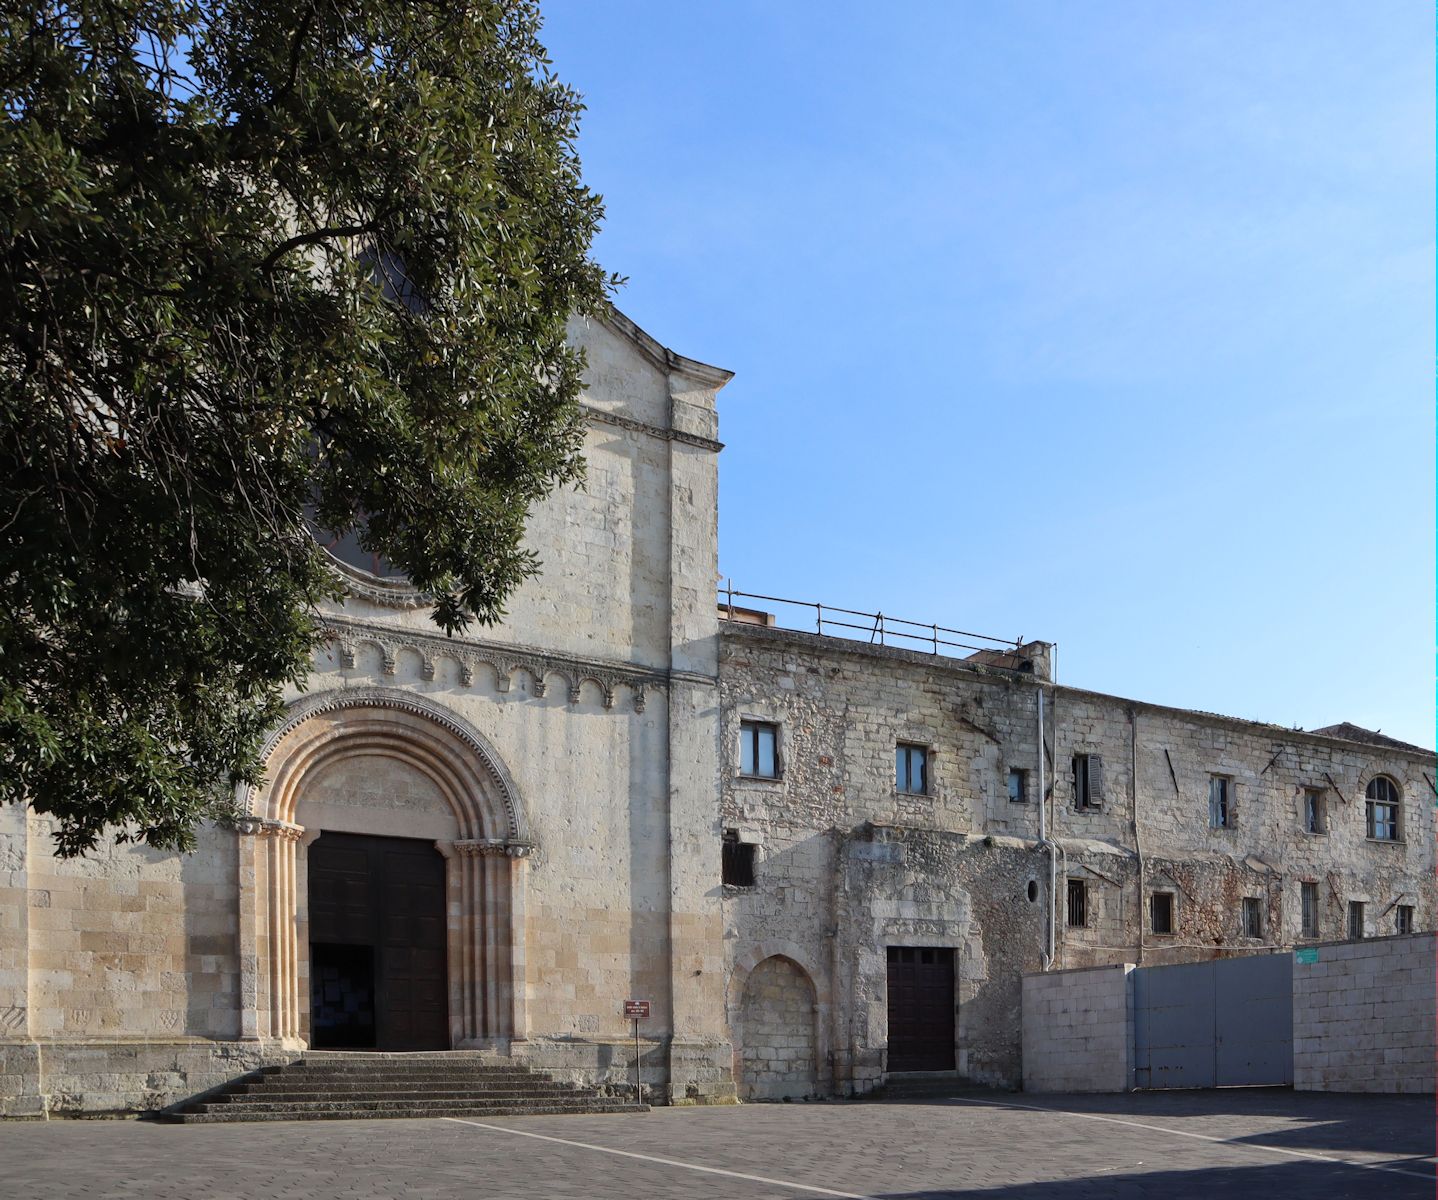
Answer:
[
  {"left": 873, "top": 1158, "right": 1430, "bottom": 1200},
  {"left": 983, "top": 1087, "right": 1435, "bottom": 1161}
]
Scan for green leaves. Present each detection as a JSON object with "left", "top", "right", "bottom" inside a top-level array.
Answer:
[{"left": 0, "top": 0, "right": 610, "bottom": 855}]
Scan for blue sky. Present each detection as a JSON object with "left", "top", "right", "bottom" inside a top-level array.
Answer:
[{"left": 541, "top": 2, "right": 1434, "bottom": 748}]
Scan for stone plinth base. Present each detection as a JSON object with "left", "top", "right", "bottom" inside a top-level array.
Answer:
[{"left": 0, "top": 1040, "right": 297, "bottom": 1118}]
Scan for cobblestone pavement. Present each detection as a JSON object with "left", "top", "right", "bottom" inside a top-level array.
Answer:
[{"left": 1, "top": 1090, "right": 1431, "bottom": 1199}]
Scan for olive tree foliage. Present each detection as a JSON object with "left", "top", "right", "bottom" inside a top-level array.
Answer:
[{"left": 0, "top": 0, "right": 616, "bottom": 855}]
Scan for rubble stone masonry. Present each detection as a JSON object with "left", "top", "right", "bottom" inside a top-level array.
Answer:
[{"left": 719, "top": 622, "right": 1435, "bottom": 1093}]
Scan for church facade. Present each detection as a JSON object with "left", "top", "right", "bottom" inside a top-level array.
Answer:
[{"left": 0, "top": 309, "right": 1432, "bottom": 1115}]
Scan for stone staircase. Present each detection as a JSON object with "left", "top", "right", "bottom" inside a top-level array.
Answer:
[
  {"left": 864, "top": 1071, "right": 988, "bottom": 1102},
  {"left": 162, "top": 1051, "right": 649, "bottom": 1123}
]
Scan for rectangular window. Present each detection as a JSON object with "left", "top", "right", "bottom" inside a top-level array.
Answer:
[
  {"left": 1396, "top": 905, "right": 1414, "bottom": 935},
  {"left": 1301, "top": 881, "right": 1319, "bottom": 938},
  {"left": 1150, "top": 892, "right": 1175, "bottom": 935},
  {"left": 896, "top": 743, "right": 929, "bottom": 795},
  {"left": 1242, "top": 897, "right": 1263, "bottom": 939},
  {"left": 1007, "top": 767, "right": 1027, "bottom": 804},
  {"left": 1072, "top": 754, "right": 1103, "bottom": 810},
  {"left": 1302, "top": 789, "right": 1325, "bottom": 834},
  {"left": 1208, "top": 775, "right": 1234, "bottom": 829},
  {"left": 739, "top": 720, "right": 778, "bottom": 779},
  {"left": 1066, "top": 878, "right": 1087, "bottom": 928},
  {"left": 1366, "top": 796, "right": 1400, "bottom": 841},
  {"left": 721, "top": 830, "right": 756, "bottom": 887},
  {"left": 1347, "top": 901, "right": 1365, "bottom": 940}
]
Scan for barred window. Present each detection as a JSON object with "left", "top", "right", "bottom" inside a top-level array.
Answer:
[
  {"left": 1301, "top": 881, "right": 1319, "bottom": 938},
  {"left": 722, "top": 830, "right": 756, "bottom": 888}
]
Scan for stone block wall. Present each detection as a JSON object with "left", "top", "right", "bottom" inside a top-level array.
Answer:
[
  {"left": 735, "top": 955, "right": 818, "bottom": 1100},
  {"left": 1020, "top": 964, "right": 1134, "bottom": 1093},
  {"left": 720, "top": 621, "right": 1435, "bottom": 1096},
  {"left": 1292, "top": 932, "right": 1435, "bottom": 1094},
  {"left": 1, "top": 309, "right": 739, "bottom": 1115}
]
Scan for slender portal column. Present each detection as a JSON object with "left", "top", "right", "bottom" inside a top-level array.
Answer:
[
  {"left": 236, "top": 819, "right": 305, "bottom": 1045},
  {"left": 450, "top": 839, "right": 530, "bottom": 1044}
]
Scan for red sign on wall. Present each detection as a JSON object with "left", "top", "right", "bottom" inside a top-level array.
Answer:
[{"left": 623, "top": 1000, "right": 650, "bottom": 1020}]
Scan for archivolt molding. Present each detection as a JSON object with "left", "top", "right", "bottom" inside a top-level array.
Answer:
[
  {"left": 317, "top": 616, "right": 664, "bottom": 713},
  {"left": 241, "top": 686, "right": 528, "bottom": 844},
  {"left": 323, "top": 556, "right": 431, "bottom": 610}
]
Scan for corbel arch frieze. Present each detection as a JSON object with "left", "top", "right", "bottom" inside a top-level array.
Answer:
[{"left": 320, "top": 619, "right": 662, "bottom": 713}]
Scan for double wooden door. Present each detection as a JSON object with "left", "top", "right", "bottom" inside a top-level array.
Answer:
[
  {"left": 308, "top": 832, "right": 449, "bottom": 1051},
  {"left": 886, "top": 946, "right": 956, "bottom": 1071}
]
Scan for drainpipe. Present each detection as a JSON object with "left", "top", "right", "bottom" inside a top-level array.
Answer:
[
  {"left": 1130, "top": 706, "right": 1145, "bottom": 965},
  {"left": 1038, "top": 688, "right": 1058, "bottom": 970}
]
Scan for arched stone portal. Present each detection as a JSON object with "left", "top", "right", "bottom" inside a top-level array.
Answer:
[
  {"left": 736, "top": 956, "right": 818, "bottom": 1101},
  {"left": 236, "top": 688, "right": 530, "bottom": 1050}
]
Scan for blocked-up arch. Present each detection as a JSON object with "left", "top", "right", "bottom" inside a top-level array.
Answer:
[
  {"left": 734, "top": 954, "right": 820, "bottom": 1101},
  {"left": 235, "top": 688, "right": 531, "bottom": 1049}
]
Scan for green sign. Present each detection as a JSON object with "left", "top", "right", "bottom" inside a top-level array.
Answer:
[{"left": 1294, "top": 947, "right": 1319, "bottom": 965}]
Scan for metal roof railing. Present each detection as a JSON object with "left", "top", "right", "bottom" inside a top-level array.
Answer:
[{"left": 718, "top": 580, "right": 1030, "bottom": 664}]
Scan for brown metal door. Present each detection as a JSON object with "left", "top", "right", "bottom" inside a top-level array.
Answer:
[
  {"left": 309, "top": 832, "right": 449, "bottom": 1051},
  {"left": 886, "top": 946, "right": 956, "bottom": 1071}
]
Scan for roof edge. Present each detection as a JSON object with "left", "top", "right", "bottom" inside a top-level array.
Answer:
[
  {"left": 720, "top": 622, "right": 1438, "bottom": 761},
  {"left": 598, "top": 304, "right": 735, "bottom": 390}
]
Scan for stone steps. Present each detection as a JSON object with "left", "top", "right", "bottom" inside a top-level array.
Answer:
[
  {"left": 193, "top": 1096, "right": 633, "bottom": 1115},
  {"left": 175, "top": 1102, "right": 643, "bottom": 1123},
  {"left": 239, "top": 1074, "right": 551, "bottom": 1090},
  {"left": 162, "top": 1053, "right": 648, "bottom": 1124}
]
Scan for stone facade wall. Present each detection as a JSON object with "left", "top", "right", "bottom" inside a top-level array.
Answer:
[
  {"left": 736, "top": 956, "right": 818, "bottom": 1100},
  {"left": 1, "top": 312, "right": 737, "bottom": 1115},
  {"left": 1292, "top": 933, "right": 1435, "bottom": 1094},
  {"left": 1020, "top": 964, "right": 1134, "bottom": 1093},
  {"left": 719, "top": 622, "right": 1435, "bottom": 1095}
]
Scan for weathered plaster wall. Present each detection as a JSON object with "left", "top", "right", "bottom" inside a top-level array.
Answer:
[{"left": 719, "top": 622, "right": 1436, "bottom": 1095}]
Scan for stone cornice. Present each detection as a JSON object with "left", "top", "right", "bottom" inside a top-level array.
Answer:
[
  {"left": 581, "top": 404, "right": 724, "bottom": 454},
  {"left": 317, "top": 615, "right": 691, "bottom": 712},
  {"left": 597, "top": 306, "right": 735, "bottom": 391}
]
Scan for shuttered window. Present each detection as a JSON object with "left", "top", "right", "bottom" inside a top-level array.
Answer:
[
  {"left": 1209, "top": 776, "right": 1235, "bottom": 829},
  {"left": 1073, "top": 754, "right": 1102, "bottom": 810}
]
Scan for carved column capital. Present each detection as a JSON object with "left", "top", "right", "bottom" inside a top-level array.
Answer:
[
  {"left": 236, "top": 818, "right": 306, "bottom": 842},
  {"left": 454, "top": 839, "right": 534, "bottom": 859}
]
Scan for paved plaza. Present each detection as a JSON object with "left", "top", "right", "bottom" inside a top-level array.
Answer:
[{"left": 0, "top": 1089, "right": 1431, "bottom": 1199}]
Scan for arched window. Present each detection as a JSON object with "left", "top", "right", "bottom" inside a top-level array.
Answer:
[{"left": 1365, "top": 776, "right": 1402, "bottom": 842}]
